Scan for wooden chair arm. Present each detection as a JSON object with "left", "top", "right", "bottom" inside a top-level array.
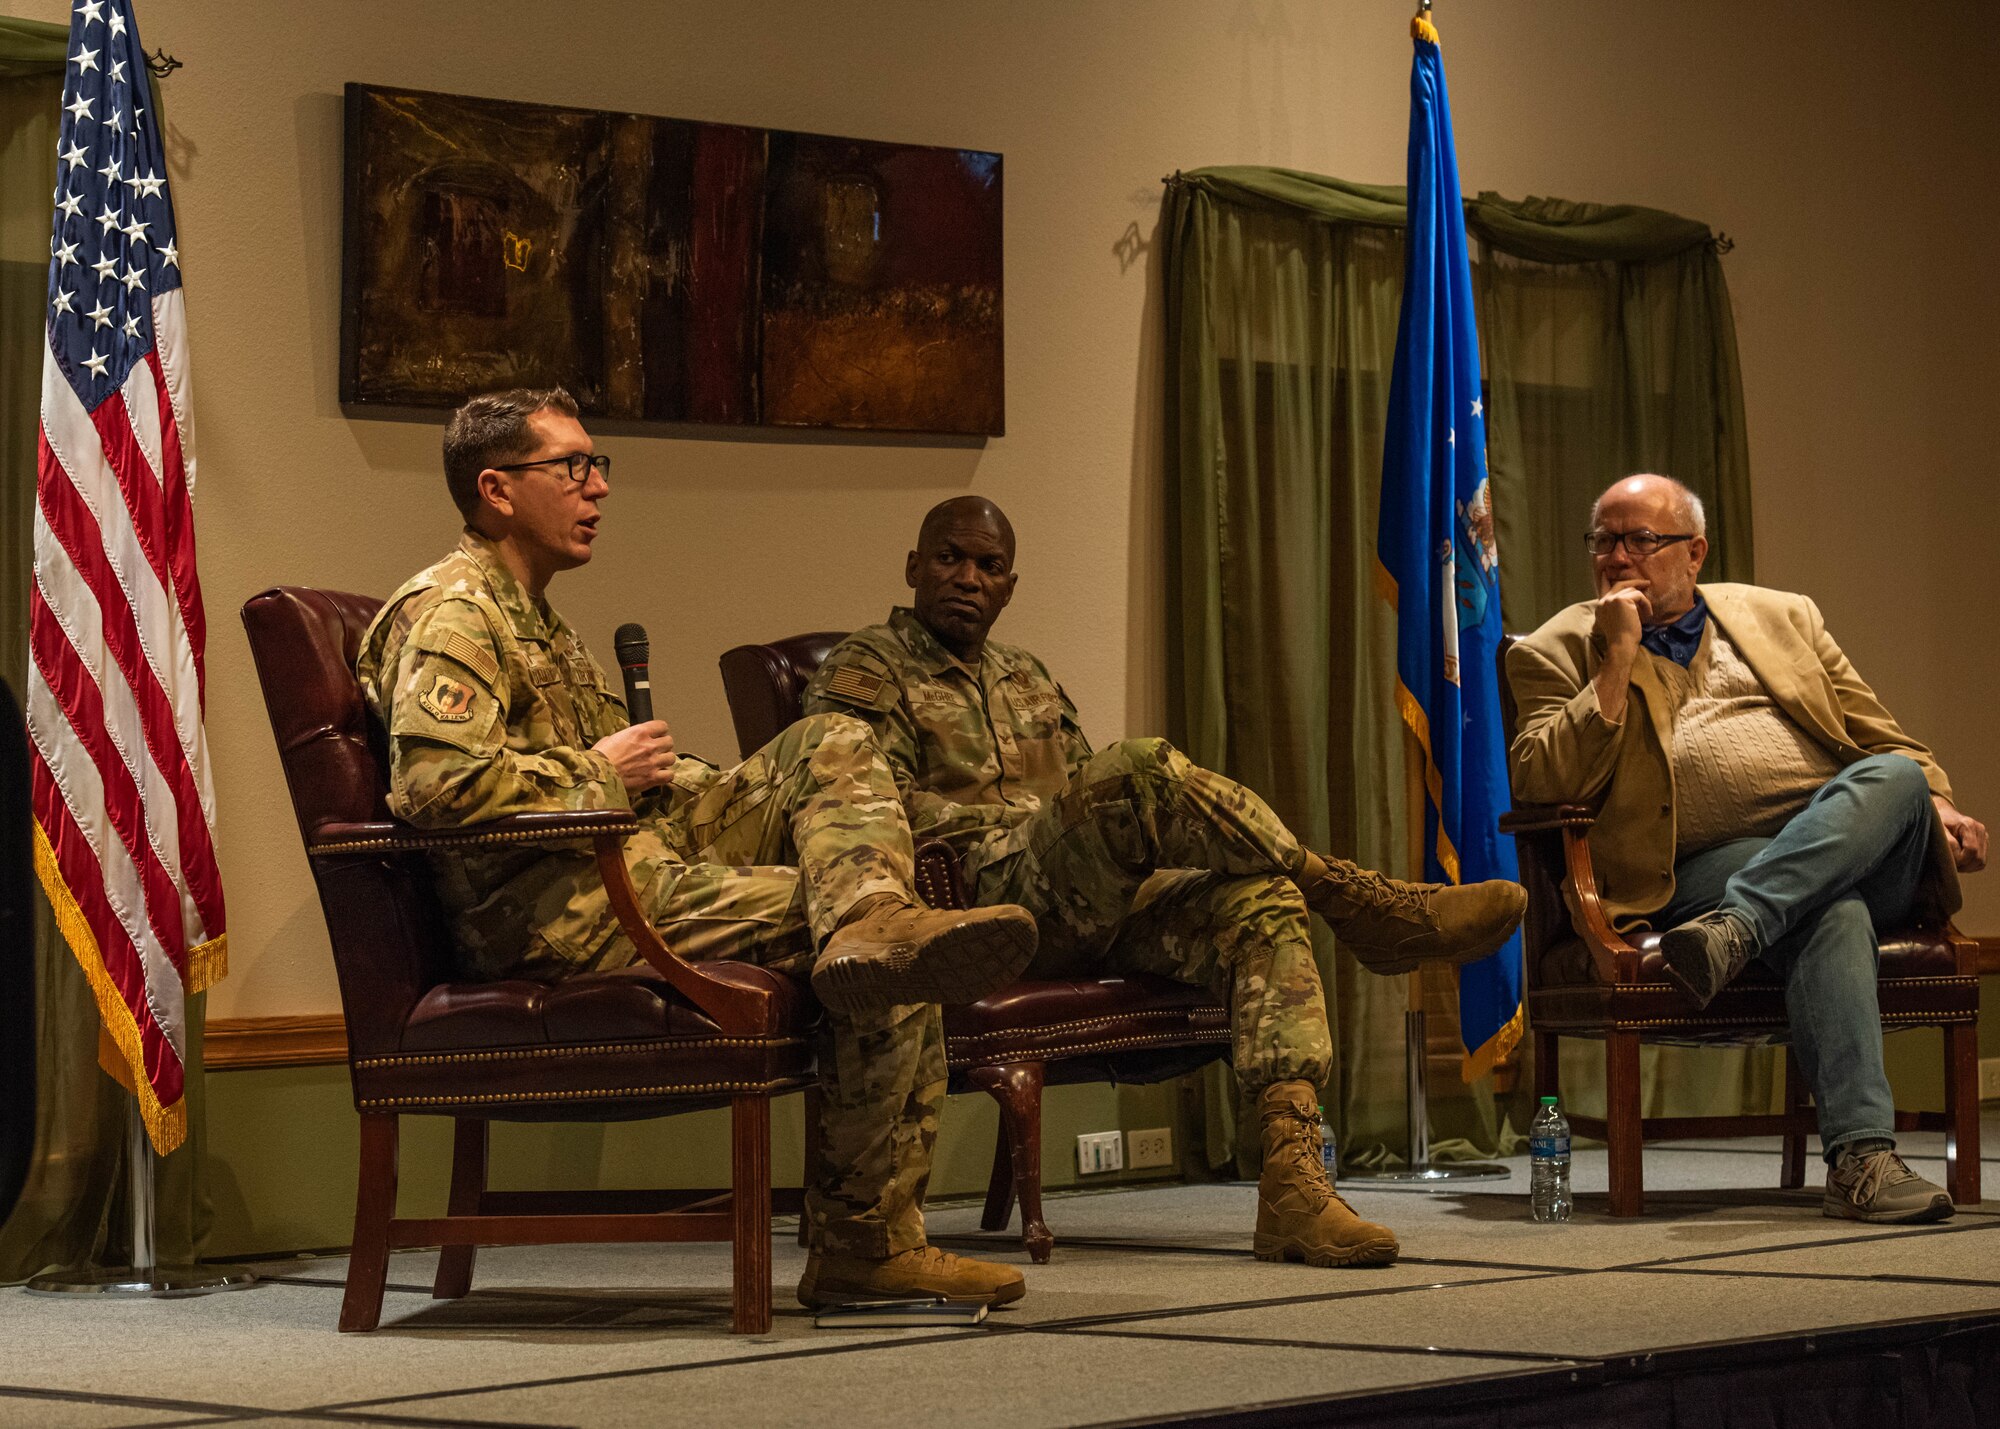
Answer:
[
  {"left": 1556, "top": 827, "right": 1642, "bottom": 983},
  {"left": 1498, "top": 804, "right": 1596, "bottom": 834},
  {"left": 1944, "top": 922, "right": 1981, "bottom": 977},
  {"left": 311, "top": 810, "right": 772, "bottom": 1034},
  {"left": 594, "top": 834, "right": 773, "bottom": 1035},
  {"left": 307, "top": 809, "right": 642, "bottom": 856}
]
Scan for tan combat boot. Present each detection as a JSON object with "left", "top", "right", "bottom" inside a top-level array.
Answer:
[
  {"left": 811, "top": 899, "right": 1037, "bottom": 1015},
  {"left": 1253, "top": 1082, "right": 1399, "bottom": 1268},
  {"left": 797, "top": 1245, "right": 1027, "bottom": 1308},
  {"left": 1301, "top": 856, "right": 1525, "bottom": 975}
]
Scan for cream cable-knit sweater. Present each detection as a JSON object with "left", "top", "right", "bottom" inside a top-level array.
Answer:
[{"left": 1655, "top": 624, "right": 1843, "bottom": 855}]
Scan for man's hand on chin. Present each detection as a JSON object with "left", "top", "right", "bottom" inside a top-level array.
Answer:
[{"left": 1934, "top": 796, "right": 1988, "bottom": 874}]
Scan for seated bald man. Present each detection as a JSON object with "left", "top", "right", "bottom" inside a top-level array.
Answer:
[
  {"left": 802, "top": 496, "right": 1526, "bottom": 1268},
  {"left": 1508, "top": 473, "right": 1987, "bottom": 1223}
]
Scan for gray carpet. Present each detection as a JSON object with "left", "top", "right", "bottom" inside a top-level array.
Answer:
[{"left": 4, "top": 1118, "right": 1998, "bottom": 1428}]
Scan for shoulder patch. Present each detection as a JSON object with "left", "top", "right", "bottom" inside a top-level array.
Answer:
[
  {"left": 440, "top": 629, "right": 500, "bottom": 685},
  {"left": 417, "top": 673, "right": 478, "bottom": 722},
  {"left": 823, "top": 667, "right": 887, "bottom": 705}
]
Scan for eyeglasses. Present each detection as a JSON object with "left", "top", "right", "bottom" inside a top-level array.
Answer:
[
  {"left": 1584, "top": 529, "right": 1694, "bottom": 558},
  {"left": 493, "top": 452, "right": 611, "bottom": 485}
]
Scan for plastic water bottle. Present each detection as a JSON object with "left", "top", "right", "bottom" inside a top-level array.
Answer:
[
  {"left": 1318, "top": 1105, "right": 1338, "bottom": 1178},
  {"left": 1529, "top": 1095, "right": 1572, "bottom": 1223}
]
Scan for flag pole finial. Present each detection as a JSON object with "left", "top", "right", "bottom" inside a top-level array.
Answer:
[{"left": 1413, "top": 0, "right": 1439, "bottom": 44}]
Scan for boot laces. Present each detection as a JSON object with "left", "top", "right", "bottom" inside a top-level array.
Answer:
[
  {"left": 902, "top": 1245, "right": 957, "bottom": 1270},
  {"left": 1271, "top": 1113, "right": 1342, "bottom": 1206},
  {"left": 1329, "top": 864, "right": 1431, "bottom": 920}
]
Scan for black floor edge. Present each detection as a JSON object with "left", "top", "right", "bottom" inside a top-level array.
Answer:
[{"left": 1091, "top": 1309, "right": 2000, "bottom": 1428}]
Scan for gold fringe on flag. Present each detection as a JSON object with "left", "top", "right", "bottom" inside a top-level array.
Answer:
[
  {"left": 33, "top": 820, "right": 189, "bottom": 1155},
  {"left": 1460, "top": 1000, "right": 1525, "bottom": 1084},
  {"left": 1378, "top": 559, "right": 1464, "bottom": 885},
  {"left": 1413, "top": 12, "right": 1439, "bottom": 44}
]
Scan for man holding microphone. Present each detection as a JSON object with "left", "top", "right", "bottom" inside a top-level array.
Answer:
[{"left": 356, "top": 387, "right": 1038, "bottom": 1307}]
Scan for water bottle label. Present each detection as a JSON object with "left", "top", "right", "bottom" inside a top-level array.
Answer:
[{"left": 1529, "top": 1135, "right": 1570, "bottom": 1159}]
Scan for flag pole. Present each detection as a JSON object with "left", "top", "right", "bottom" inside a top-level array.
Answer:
[
  {"left": 1344, "top": 612, "right": 1513, "bottom": 1185},
  {"left": 1342, "top": 972, "right": 1510, "bottom": 1190},
  {"left": 26, "top": 1094, "right": 258, "bottom": 1297}
]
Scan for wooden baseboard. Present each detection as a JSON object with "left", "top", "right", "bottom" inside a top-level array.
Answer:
[{"left": 205, "top": 1014, "right": 347, "bottom": 1070}]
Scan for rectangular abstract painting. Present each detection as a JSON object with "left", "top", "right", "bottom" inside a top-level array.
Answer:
[{"left": 340, "top": 84, "right": 1004, "bottom": 436}]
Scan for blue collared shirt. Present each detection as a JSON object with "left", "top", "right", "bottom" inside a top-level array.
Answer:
[{"left": 1640, "top": 593, "right": 1710, "bottom": 668}]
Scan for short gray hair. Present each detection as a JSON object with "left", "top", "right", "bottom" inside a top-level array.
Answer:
[{"left": 1593, "top": 474, "right": 1706, "bottom": 538}]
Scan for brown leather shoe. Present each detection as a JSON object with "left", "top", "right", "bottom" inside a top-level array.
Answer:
[
  {"left": 811, "top": 903, "right": 1037, "bottom": 1015},
  {"left": 797, "top": 1246, "right": 1027, "bottom": 1308},
  {"left": 1303, "top": 859, "right": 1525, "bottom": 974},
  {"left": 1252, "top": 1081, "right": 1399, "bottom": 1268}
]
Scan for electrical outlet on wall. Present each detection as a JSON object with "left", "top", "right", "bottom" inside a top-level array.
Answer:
[
  {"left": 1980, "top": 1058, "right": 2000, "bottom": 1103},
  {"left": 1076, "top": 1130, "right": 1124, "bottom": 1174},
  {"left": 1128, "top": 1127, "right": 1173, "bottom": 1169}
]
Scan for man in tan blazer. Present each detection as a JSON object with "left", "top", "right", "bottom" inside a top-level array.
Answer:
[{"left": 1508, "top": 474, "right": 1987, "bottom": 1224}]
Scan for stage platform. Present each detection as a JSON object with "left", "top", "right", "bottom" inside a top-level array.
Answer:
[{"left": 5, "top": 1115, "right": 1999, "bottom": 1427}]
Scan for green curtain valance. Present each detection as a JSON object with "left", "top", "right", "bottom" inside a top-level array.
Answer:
[{"left": 1174, "top": 166, "right": 1719, "bottom": 263}]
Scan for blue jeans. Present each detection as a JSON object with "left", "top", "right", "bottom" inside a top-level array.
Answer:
[{"left": 1658, "top": 754, "right": 1936, "bottom": 1159}]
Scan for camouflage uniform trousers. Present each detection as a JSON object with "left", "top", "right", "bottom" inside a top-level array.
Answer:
[
  {"left": 967, "top": 737, "right": 1333, "bottom": 1091},
  {"left": 593, "top": 712, "right": 942, "bottom": 1260}
]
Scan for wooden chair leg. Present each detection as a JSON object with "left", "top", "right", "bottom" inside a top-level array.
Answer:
[
  {"left": 731, "top": 1094, "right": 774, "bottom": 1335},
  {"left": 1605, "top": 1031, "right": 1643, "bottom": 1217},
  {"left": 1944, "top": 1022, "right": 1982, "bottom": 1205},
  {"left": 978, "top": 1108, "right": 1017, "bottom": 1233},
  {"left": 798, "top": 1085, "right": 823, "bottom": 1250},
  {"left": 1534, "top": 1028, "right": 1560, "bottom": 1103},
  {"left": 1780, "top": 1049, "right": 1809, "bottom": 1191},
  {"left": 340, "top": 1112, "right": 399, "bottom": 1333},
  {"left": 433, "top": 1118, "right": 487, "bottom": 1300},
  {"left": 968, "top": 1061, "right": 1051, "bottom": 1262}
]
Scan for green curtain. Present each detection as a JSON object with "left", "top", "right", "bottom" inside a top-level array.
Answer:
[
  {"left": 1163, "top": 166, "right": 1766, "bottom": 1172},
  {"left": 0, "top": 18, "right": 212, "bottom": 1281}
]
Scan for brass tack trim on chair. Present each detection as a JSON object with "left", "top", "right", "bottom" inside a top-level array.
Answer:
[
  {"left": 946, "top": 1027, "right": 1230, "bottom": 1069},
  {"left": 951, "top": 1009, "right": 1229, "bottom": 1045},
  {"left": 353, "top": 1036, "right": 805, "bottom": 1069},
  {"left": 356, "top": 1076, "right": 804, "bottom": 1109},
  {"left": 1601, "top": 1008, "right": 1977, "bottom": 1031},
  {"left": 308, "top": 822, "right": 640, "bottom": 856}
]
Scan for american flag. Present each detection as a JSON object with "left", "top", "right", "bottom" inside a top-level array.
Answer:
[{"left": 31, "top": 0, "right": 224, "bottom": 1156}]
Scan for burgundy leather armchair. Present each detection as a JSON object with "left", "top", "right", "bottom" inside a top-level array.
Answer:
[
  {"left": 719, "top": 634, "right": 1231, "bottom": 1262},
  {"left": 244, "top": 587, "right": 813, "bottom": 1333},
  {"left": 1496, "top": 635, "right": 1981, "bottom": 1216}
]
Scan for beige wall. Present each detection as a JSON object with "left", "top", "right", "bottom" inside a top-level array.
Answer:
[{"left": 18, "top": 0, "right": 1995, "bottom": 1018}]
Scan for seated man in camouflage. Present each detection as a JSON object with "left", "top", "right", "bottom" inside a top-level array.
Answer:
[
  {"left": 356, "top": 390, "right": 1039, "bottom": 1309},
  {"left": 804, "top": 497, "right": 1527, "bottom": 1268}
]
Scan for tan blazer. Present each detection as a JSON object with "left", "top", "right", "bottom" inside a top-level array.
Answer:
[{"left": 1506, "top": 582, "right": 1960, "bottom": 930}]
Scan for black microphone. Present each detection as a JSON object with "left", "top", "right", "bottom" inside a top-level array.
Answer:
[{"left": 613, "top": 623, "right": 653, "bottom": 725}]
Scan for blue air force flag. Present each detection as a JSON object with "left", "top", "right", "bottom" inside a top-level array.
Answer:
[{"left": 1374, "top": 13, "right": 1523, "bottom": 1081}]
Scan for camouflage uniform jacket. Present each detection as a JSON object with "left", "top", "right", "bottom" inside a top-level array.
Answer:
[
  {"left": 802, "top": 607, "right": 1092, "bottom": 862},
  {"left": 355, "top": 532, "right": 718, "bottom": 978}
]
